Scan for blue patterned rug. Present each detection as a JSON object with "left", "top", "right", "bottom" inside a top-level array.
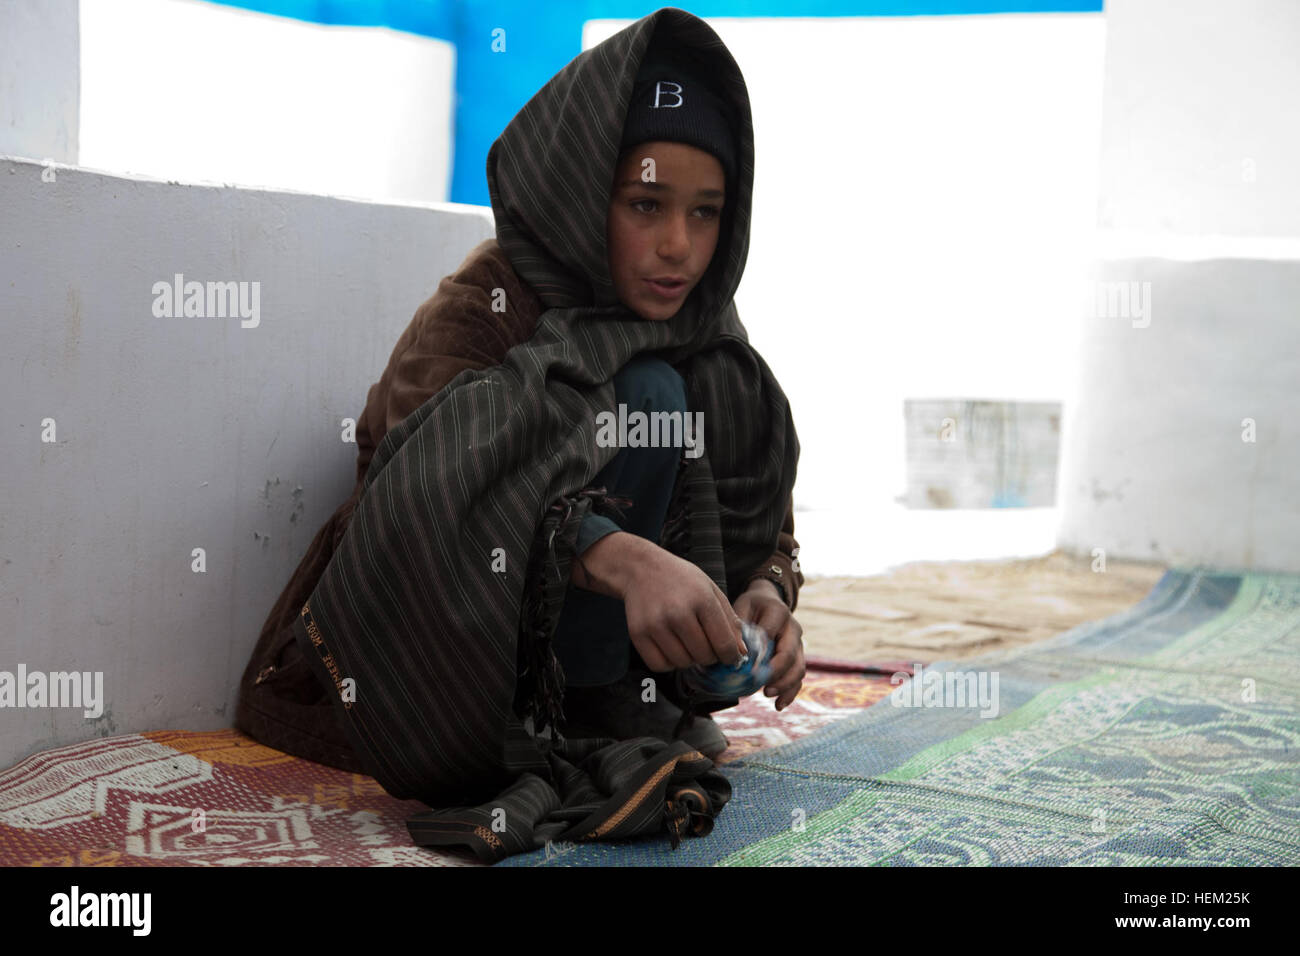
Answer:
[{"left": 498, "top": 568, "right": 1300, "bottom": 865}]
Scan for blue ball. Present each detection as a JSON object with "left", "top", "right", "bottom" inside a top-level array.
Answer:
[{"left": 683, "top": 620, "right": 774, "bottom": 699}]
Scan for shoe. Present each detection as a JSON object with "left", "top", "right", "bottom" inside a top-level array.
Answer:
[
  {"left": 675, "top": 712, "right": 729, "bottom": 760},
  {"left": 561, "top": 667, "right": 729, "bottom": 759}
]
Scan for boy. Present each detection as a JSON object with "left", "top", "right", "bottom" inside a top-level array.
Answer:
[
  {"left": 555, "top": 52, "right": 806, "bottom": 756},
  {"left": 236, "top": 7, "right": 801, "bottom": 858}
]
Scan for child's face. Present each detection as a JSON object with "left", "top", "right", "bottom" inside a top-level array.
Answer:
[{"left": 606, "top": 141, "right": 726, "bottom": 321}]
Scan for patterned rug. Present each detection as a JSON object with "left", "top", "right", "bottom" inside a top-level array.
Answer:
[
  {"left": 499, "top": 568, "right": 1300, "bottom": 866},
  {"left": 0, "top": 668, "right": 898, "bottom": 867}
]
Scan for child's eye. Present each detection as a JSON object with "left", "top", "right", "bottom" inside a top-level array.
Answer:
[{"left": 630, "top": 200, "right": 720, "bottom": 220}]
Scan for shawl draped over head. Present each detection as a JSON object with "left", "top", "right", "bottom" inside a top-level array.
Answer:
[{"left": 292, "top": 6, "right": 800, "bottom": 861}]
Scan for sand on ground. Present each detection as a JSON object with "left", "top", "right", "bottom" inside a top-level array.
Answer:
[{"left": 795, "top": 548, "right": 1168, "bottom": 664}]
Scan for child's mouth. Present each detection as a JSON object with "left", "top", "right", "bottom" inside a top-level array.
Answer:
[{"left": 645, "top": 278, "right": 687, "bottom": 298}]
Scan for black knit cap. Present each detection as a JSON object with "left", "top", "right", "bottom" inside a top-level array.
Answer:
[{"left": 620, "top": 43, "right": 738, "bottom": 186}]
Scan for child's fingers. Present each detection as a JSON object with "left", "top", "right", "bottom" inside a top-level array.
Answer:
[
  {"left": 763, "top": 615, "right": 802, "bottom": 687},
  {"left": 768, "top": 661, "right": 805, "bottom": 707},
  {"left": 774, "top": 682, "right": 803, "bottom": 711},
  {"left": 704, "top": 581, "right": 748, "bottom": 663},
  {"left": 764, "top": 617, "right": 805, "bottom": 706}
]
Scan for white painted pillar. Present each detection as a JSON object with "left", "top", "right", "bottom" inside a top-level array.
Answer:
[
  {"left": 1057, "top": 0, "right": 1300, "bottom": 573},
  {"left": 0, "top": 0, "right": 80, "bottom": 163}
]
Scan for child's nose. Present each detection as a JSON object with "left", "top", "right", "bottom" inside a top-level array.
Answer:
[{"left": 657, "top": 218, "right": 692, "bottom": 257}]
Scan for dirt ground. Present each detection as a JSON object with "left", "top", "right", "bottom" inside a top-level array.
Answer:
[{"left": 796, "top": 549, "right": 1168, "bottom": 664}]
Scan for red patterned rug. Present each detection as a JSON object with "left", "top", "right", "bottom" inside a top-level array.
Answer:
[{"left": 0, "top": 664, "right": 909, "bottom": 867}]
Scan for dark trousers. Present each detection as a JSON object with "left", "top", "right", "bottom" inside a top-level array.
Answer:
[{"left": 551, "top": 354, "right": 687, "bottom": 687}]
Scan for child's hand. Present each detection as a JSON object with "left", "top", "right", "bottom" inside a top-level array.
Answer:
[
  {"left": 733, "top": 580, "right": 805, "bottom": 711},
  {"left": 617, "top": 540, "right": 749, "bottom": 672}
]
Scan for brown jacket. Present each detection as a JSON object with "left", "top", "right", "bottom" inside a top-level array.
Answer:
[{"left": 234, "top": 238, "right": 803, "bottom": 772}]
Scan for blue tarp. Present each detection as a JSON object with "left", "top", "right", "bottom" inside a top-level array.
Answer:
[{"left": 202, "top": 0, "right": 1105, "bottom": 219}]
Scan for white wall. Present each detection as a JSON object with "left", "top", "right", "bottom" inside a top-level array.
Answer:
[
  {"left": 589, "top": 14, "right": 1108, "bottom": 575},
  {"left": 1095, "top": 0, "right": 1300, "bottom": 238},
  {"left": 0, "top": 156, "right": 493, "bottom": 768},
  {"left": 1058, "top": 256, "right": 1300, "bottom": 572},
  {"left": 78, "top": 0, "right": 455, "bottom": 204},
  {"left": 1057, "top": 0, "right": 1300, "bottom": 573},
  {"left": 0, "top": 0, "right": 80, "bottom": 163},
  {"left": 5, "top": 4, "right": 1110, "bottom": 579}
]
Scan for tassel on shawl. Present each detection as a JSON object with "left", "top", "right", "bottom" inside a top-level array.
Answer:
[
  {"left": 515, "top": 458, "right": 722, "bottom": 754},
  {"left": 657, "top": 451, "right": 693, "bottom": 561},
  {"left": 671, "top": 676, "right": 702, "bottom": 742},
  {"left": 515, "top": 485, "right": 633, "bottom": 743},
  {"left": 663, "top": 782, "right": 715, "bottom": 849},
  {"left": 658, "top": 450, "right": 720, "bottom": 727}
]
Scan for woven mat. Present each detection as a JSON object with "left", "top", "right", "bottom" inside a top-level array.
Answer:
[
  {"left": 499, "top": 569, "right": 1300, "bottom": 866},
  {"left": 0, "top": 668, "right": 897, "bottom": 867}
]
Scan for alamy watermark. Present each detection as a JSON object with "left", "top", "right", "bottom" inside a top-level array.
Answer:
[
  {"left": 152, "top": 273, "right": 261, "bottom": 328},
  {"left": 0, "top": 665, "right": 104, "bottom": 719},
  {"left": 49, "top": 886, "right": 150, "bottom": 936},
  {"left": 595, "top": 404, "right": 704, "bottom": 459},
  {"left": 1086, "top": 280, "right": 1151, "bottom": 328},
  {"left": 544, "top": 839, "right": 580, "bottom": 860},
  {"left": 889, "top": 663, "right": 1000, "bottom": 718}
]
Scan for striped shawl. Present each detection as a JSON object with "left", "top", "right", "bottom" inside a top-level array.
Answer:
[{"left": 292, "top": 6, "right": 799, "bottom": 861}]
